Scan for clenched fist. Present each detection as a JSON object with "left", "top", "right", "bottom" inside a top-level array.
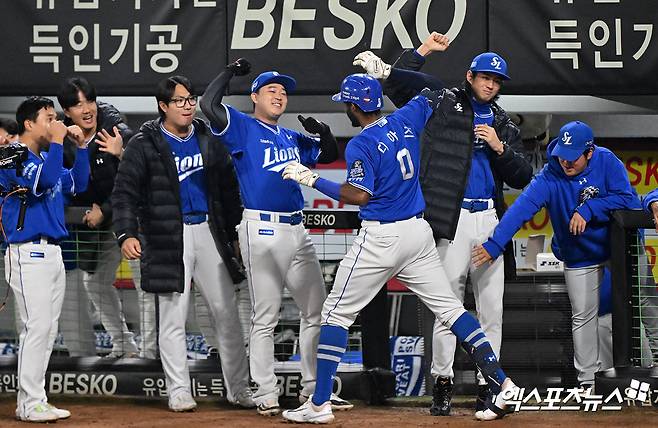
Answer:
[
  {"left": 226, "top": 58, "right": 251, "bottom": 76},
  {"left": 298, "top": 115, "right": 329, "bottom": 135},
  {"left": 353, "top": 51, "right": 391, "bottom": 80},
  {"left": 282, "top": 161, "right": 319, "bottom": 188}
]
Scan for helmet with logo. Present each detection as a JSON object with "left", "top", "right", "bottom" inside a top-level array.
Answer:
[
  {"left": 331, "top": 73, "right": 383, "bottom": 113},
  {"left": 469, "top": 52, "right": 510, "bottom": 80}
]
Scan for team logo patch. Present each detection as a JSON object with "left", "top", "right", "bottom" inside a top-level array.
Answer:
[
  {"left": 349, "top": 160, "right": 365, "bottom": 179},
  {"left": 30, "top": 252, "right": 45, "bottom": 258},
  {"left": 258, "top": 229, "right": 274, "bottom": 236}
]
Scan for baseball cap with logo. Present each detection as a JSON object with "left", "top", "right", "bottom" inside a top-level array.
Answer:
[
  {"left": 470, "top": 52, "right": 510, "bottom": 80},
  {"left": 251, "top": 71, "right": 297, "bottom": 94},
  {"left": 331, "top": 73, "right": 383, "bottom": 113},
  {"left": 552, "top": 121, "right": 594, "bottom": 161}
]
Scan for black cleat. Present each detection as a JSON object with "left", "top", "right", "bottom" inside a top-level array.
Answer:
[
  {"left": 430, "top": 376, "right": 453, "bottom": 416},
  {"left": 475, "top": 384, "right": 492, "bottom": 412}
]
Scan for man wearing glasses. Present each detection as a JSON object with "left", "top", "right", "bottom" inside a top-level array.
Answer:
[{"left": 112, "top": 75, "right": 254, "bottom": 412}]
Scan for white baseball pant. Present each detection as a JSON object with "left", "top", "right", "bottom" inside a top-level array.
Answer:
[
  {"left": 322, "top": 217, "right": 466, "bottom": 332},
  {"left": 128, "top": 258, "right": 157, "bottom": 359},
  {"left": 238, "top": 209, "right": 326, "bottom": 404},
  {"left": 82, "top": 231, "right": 138, "bottom": 355},
  {"left": 6, "top": 241, "right": 66, "bottom": 417},
  {"left": 158, "top": 221, "right": 249, "bottom": 401},
  {"left": 432, "top": 205, "right": 504, "bottom": 384}
]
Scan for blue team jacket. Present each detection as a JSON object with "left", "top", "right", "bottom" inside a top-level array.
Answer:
[
  {"left": 644, "top": 188, "right": 658, "bottom": 212},
  {"left": 483, "top": 139, "right": 640, "bottom": 268}
]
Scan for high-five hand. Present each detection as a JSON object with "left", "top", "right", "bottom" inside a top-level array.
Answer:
[{"left": 282, "top": 161, "right": 319, "bottom": 187}]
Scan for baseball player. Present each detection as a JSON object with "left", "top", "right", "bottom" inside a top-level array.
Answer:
[
  {"left": 645, "top": 188, "right": 658, "bottom": 230},
  {"left": 200, "top": 59, "right": 351, "bottom": 415},
  {"left": 3, "top": 96, "right": 89, "bottom": 422},
  {"left": 354, "top": 33, "right": 533, "bottom": 415},
  {"left": 472, "top": 121, "right": 640, "bottom": 388},
  {"left": 112, "top": 75, "right": 253, "bottom": 411},
  {"left": 281, "top": 74, "right": 517, "bottom": 424}
]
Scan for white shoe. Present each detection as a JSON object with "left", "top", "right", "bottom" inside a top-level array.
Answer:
[
  {"left": 256, "top": 398, "right": 280, "bottom": 416},
  {"left": 475, "top": 379, "right": 518, "bottom": 421},
  {"left": 299, "top": 393, "right": 354, "bottom": 411},
  {"left": 168, "top": 391, "right": 197, "bottom": 412},
  {"left": 16, "top": 403, "right": 59, "bottom": 422},
  {"left": 230, "top": 388, "right": 256, "bottom": 408},
  {"left": 46, "top": 403, "right": 71, "bottom": 419},
  {"left": 283, "top": 398, "right": 334, "bottom": 424}
]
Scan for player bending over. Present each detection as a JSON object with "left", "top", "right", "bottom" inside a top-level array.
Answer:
[{"left": 281, "top": 74, "right": 517, "bottom": 424}]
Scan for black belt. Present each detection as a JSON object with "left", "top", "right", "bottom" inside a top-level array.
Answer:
[
  {"left": 182, "top": 213, "right": 208, "bottom": 225},
  {"left": 259, "top": 212, "right": 303, "bottom": 225}
]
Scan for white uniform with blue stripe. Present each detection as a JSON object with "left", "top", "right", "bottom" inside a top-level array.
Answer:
[
  {"left": 2, "top": 143, "right": 88, "bottom": 418},
  {"left": 321, "top": 96, "right": 466, "bottom": 332},
  {"left": 212, "top": 105, "right": 327, "bottom": 404}
]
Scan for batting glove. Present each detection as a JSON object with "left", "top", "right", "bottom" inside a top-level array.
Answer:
[
  {"left": 353, "top": 51, "right": 391, "bottom": 80},
  {"left": 298, "top": 115, "right": 329, "bottom": 135},
  {"left": 282, "top": 161, "right": 319, "bottom": 188},
  {"left": 226, "top": 58, "right": 251, "bottom": 76}
]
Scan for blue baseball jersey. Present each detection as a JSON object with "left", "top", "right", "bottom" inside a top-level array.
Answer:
[
  {"left": 464, "top": 98, "right": 495, "bottom": 200},
  {"left": 212, "top": 105, "right": 321, "bottom": 212},
  {"left": 0, "top": 144, "right": 88, "bottom": 243},
  {"left": 345, "top": 95, "right": 432, "bottom": 221},
  {"left": 160, "top": 125, "right": 208, "bottom": 215}
]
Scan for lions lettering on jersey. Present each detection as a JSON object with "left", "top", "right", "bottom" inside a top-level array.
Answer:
[
  {"left": 213, "top": 104, "right": 322, "bottom": 212},
  {"left": 174, "top": 153, "right": 203, "bottom": 182}
]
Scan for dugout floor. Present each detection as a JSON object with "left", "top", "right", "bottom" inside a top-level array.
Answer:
[{"left": 1, "top": 395, "right": 657, "bottom": 427}]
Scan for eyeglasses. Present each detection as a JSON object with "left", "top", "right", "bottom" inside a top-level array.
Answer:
[{"left": 169, "top": 95, "right": 198, "bottom": 108}]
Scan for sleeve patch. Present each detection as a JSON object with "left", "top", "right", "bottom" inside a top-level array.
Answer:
[{"left": 349, "top": 160, "right": 365, "bottom": 179}]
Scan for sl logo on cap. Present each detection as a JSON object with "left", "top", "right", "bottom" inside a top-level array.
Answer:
[
  {"left": 562, "top": 131, "right": 573, "bottom": 145},
  {"left": 490, "top": 56, "right": 502, "bottom": 70}
]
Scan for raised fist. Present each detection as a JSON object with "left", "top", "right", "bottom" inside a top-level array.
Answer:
[
  {"left": 227, "top": 58, "right": 251, "bottom": 76},
  {"left": 298, "top": 115, "right": 329, "bottom": 135},
  {"left": 353, "top": 51, "right": 391, "bottom": 80},
  {"left": 48, "top": 120, "right": 68, "bottom": 144}
]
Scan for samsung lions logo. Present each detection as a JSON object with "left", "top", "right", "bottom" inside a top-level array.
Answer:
[
  {"left": 491, "top": 56, "right": 502, "bottom": 70},
  {"left": 175, "top": 153, "right": 204, "bottom": 182},
  {"left": 349, "top": 160, "right": 365, "bottom": 179},
  {"left": 562, "top": 132, "right": 573, "bottom": 145},
  {"left": 454, "top": 103, "right": 463, "bottom": 112},
  {"left": 262, "top": 146, "right": 301, "bottom": 172}
]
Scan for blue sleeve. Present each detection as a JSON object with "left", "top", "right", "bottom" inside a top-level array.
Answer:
[
  {"left": 483, "top": 173, "right": 551, "bottom": 259},
  {"left": 296, "top": 131, "right": 322, "bottom": 167},
  {"left": 388, "top": 68, "right": 445, "bottom": 94},
  {"left": 576, "top": 154, "right": 640, "bottom": 222},
  {"left": 35, "top": 143, "right": 64, "bottom": 194},
  {"left": 344, "top": 139, "right": 375, "bottom": 195},
  {"left": 210, "top": 104, "right": 249, "bottom": 153},
  {"left": 62, "top": 147, "right": 89, "bottom": 195},
  {"left": 394, "top": 95, "right": 433, "bottom": 133},
  {"left": 643, "top": 188, "right": 658, "bottom": 213}
]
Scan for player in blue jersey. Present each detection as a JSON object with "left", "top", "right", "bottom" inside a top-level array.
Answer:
[
  {"left": 281, "top": 74, "right": 518, "bottom": 424},
  {"left": 112, "top": 75, "right": 254, "bottom": 412},
  {"left": 2, "top": 96, "right": 89, "bottom": 422},
  {"left": 472, "top": 121, "right": 642, "bottom": 388},
  {"left": 200, "top": 59, "right": 351, "bottom": 416}
]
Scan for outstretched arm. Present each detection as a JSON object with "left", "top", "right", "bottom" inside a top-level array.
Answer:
[
  {"left": 281, "top": 162, "right": 370, "bottom": 206},
  {"left": 200, "top": 58, "right": 251, "bottom": 131}
]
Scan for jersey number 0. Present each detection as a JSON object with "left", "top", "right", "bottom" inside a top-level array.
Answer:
[{"left": 396, "top": 148, "right": 414, "bottom": 180}]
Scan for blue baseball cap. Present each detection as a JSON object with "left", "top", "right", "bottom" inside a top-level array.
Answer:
[
  {"left": 331, "top": 73, "right": 383, "bottom": 113},
  {"left": 470, "top": 52, "right": 510, "bottom": 80},
  {"left": 552, "top": 121, "right": 594, "bottom": 161},
  {"left": 251, "top": 71, "right": 296, "bottom": 93}
]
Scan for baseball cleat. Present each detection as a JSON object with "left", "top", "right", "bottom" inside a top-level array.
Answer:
[
  {"left": 283, "top": 397, "right": 334, "bottom": 424},
  {"left": 46, "top": 403, "right": 71, "bottom": 419},
  {"left": 430, "top": 376, "right": 452, "bottom": 416},
  {"left": 475, "top": 379, "right": 518, "bottom": 421},
  {"left": 475, "top": 384, "right": 492, "bottom": 412},
  {"left": 16, "top": 403, "right": 59, "bottom": 423},
  {"left": 230, "top": 388, "right": 256, "bottom": 408},
  {"left": 168, "top": 391, "right": 197, "bottom": 412},
  {"left": 299, "top": 393, "right": 354, "bottom": 411},
  {"left": 256, "top": 398, "right": 280, "bottom": 416}
]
